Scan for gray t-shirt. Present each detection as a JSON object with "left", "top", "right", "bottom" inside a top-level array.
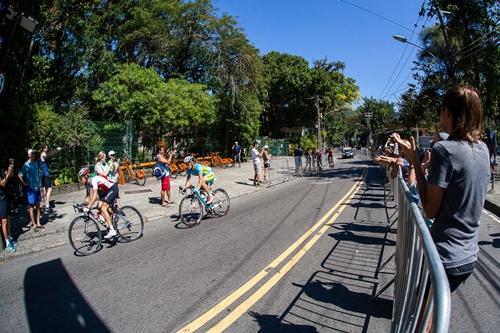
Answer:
[{"left": 428, "top": 140, "right": 490, "bottom": 268}]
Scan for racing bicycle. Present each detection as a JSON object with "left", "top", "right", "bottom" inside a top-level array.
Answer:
[
  {"left": 178, "top": 185, "right": 230, "bottom": 227},
  {"left": 69, "top": 203, "right": 144, "bottom": 255}
]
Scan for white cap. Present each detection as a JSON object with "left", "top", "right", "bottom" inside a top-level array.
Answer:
[
  {"left": 108, "top": 150, "right": 116, "bottom": 157},
  {"left": 264, "top": 145, "right": 269, "bottom": 149}
]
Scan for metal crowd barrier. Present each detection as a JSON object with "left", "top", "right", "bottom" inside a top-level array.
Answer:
[
  {"left": 267, "top": 157, "right": 292, "bottom": 187},
  {"left": 388, "top": 169, "right": 451, "bottom": 333}
]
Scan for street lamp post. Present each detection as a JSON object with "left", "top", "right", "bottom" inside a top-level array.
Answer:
[{"left": 392, "top": 34, "right": 455, "bottom": 83}]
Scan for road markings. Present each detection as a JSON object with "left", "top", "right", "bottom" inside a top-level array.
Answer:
[
  {"left": 206, "top": 175, "right": 364, "bottom": 333},
  {"left": 177, "top": 167, "right": 366, "bottom": 333},
  {"left": 483, "top": 209, "right": 500, "bottom": 224}
]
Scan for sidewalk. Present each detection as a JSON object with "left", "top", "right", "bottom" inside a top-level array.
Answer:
[{"left": 1, "top": 159, "right": 294, "bottom": 262}]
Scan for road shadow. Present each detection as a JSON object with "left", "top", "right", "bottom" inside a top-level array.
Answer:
[
  {"left": 24, "top": 259, "right": 110, "bottom": 333},
  {"left": 249, "top": 311, "right": 319, "bottom": 333}
]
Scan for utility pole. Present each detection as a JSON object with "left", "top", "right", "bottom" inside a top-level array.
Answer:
[
  {"left": 314, "top": 96, "right": 322, "bottom": 150},
  {"left": 365, "top": 111, "right": 373, "bottom": 149},
  {"left": 432, "top": 1, "right": 456, "bottom": 83}
]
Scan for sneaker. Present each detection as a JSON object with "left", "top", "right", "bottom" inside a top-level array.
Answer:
[
  {"left": 6, "top": 243, "right": 16, "bottom": 253},
  {"left": 104, "top": 229, "right": 117, "bottom": 239},
  {"left": 206, "top": 196, "right": 214, "bottom": 204}
]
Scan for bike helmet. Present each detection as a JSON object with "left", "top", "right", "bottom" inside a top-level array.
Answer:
[
  {"left": 78, "top": 167, "right": 90, "bottom": 178},
  {"left": 184, "top": 155, "right": 194, "bottom": 163}
]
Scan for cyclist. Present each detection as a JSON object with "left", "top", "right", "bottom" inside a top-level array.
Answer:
[
  {"left": 182, "top": 156, "right": 216, "bottom": 204},
  {"left": 78, "top": 167, "right": 119, "bottom": 239}
]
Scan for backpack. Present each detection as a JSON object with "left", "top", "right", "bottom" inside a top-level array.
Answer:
[{"left": 153, "top": 162, "right": 168, "bottom": 179}]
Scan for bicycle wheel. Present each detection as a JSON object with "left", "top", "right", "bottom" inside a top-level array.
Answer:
[
  {"left": 210, "top": 188, "right": 230, "bottom": 216},
  {"left": 179, "top": 195, "right": 203, "bottom": 227},
  {"left": 135, "top": 170, "right": 146, "bottom": 186},
  {"left": 68, "top": 216, "right": 102, "bottom": 255},
  {"left": 170, "top": 169, "right": 178, "bottom": 179},
  {"left": 179, "top": 169, "right": 187, "bottom": 177},
  {"left": 114, "top": 205, "right": 144, "bottom": 242}
]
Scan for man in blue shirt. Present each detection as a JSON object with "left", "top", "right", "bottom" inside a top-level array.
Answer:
[{"left": 18, "top": 149, "right": 43, "bottom": 230}]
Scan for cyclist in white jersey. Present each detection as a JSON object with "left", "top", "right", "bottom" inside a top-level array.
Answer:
[{"left": 78, "top": 167, "right": 119, "bottom": 238}]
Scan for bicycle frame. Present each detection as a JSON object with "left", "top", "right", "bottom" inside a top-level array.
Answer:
[{"left": 179, "top": 186, "right": 211, "bottom": 209}]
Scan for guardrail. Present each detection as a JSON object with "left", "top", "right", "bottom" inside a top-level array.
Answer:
[{"left": 387, "top": 169, "right": 451, "bottom": 333}]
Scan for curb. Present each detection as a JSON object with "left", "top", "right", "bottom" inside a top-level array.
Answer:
[{"left": 484, "top": 198, "right": 500, "bottom": 218}]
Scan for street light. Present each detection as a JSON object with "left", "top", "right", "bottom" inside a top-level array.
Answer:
[{"left": 392, "top": 35, "right": 441, "bottom": 62}]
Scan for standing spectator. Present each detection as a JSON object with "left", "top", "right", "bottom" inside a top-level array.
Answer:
[
  {"left": 311, "top": 150, "right": 317, "bottom": 172},
  {"left": 304, "top": 149, "right": 312, "bottom": 173},
  {"left": 232, "top": 141, "right": 242, "bottom": 168},
  {"left": 107, "top": 150, "right": 120, "bottom": 183},
  {"left": 485, "top": 128, "right": 497, "bottom": 165},
  {"left": 18, "top": 149, "right": 43, "bottom": 231},
  {"left": 251, "top": 142, "right": 261, "bottom": 186},
  {"left": 95, "top": 151, "right": 110, "bottom": 178},
  {"left": 157, "top": 146, "right": 174, "bottom": 206},
  {"left": 395, "top": 86, "right": 490, "bottom": 294},
  {"left": 261, "top": 145, "right": 271, "bottom": 183},
  {"left": 40, "top": 145, "right": 61, "bottom": 212},
  {"left": 1, "top": 158, "right": 16, "bottom": 252},
  {"left": 294, "top": 146, "right": 303, "bottom": 176}
]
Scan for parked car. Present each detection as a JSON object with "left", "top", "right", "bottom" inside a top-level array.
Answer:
[{"left": 342, "top": 147, "right": 354, "bottom": 159}]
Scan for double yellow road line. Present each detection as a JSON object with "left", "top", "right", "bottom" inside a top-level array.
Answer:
[{"left": 178, "top": 167, "right": 367, "bottom": 333}]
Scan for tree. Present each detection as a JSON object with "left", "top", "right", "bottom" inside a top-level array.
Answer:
[
  {"left": 356, "top": 97, "right": 395, "bottom": 146},
  {"left": 92, "top": 63, "right": 216, "bottom": 146}
]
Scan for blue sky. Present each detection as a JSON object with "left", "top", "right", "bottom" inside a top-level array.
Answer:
[{"left": 215, "top": 0, "right": 433, "bottom": 106}]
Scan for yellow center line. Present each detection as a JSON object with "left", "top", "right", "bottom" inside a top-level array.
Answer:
[
  {"left": 206, "top": 176, "right": 365, "bottom": 332},
  {"left": 177, "top": 167, "right": 367, "bottom": 333}
]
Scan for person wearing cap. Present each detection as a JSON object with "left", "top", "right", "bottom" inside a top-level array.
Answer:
[
  {"left": 18, "top": 149, "right": 43, "bottom": 231},
  {"left": 107, "top": 150, "right": 120, "bottom": 183},
  {"left": 182, "top": 155, "right": 216, "bottom": 203},
  {"left": 232, "top": 141, "right": 241, "bottom": 168},
  {"left": 261, "top": 145, "right": 271, "bottom": 183}
]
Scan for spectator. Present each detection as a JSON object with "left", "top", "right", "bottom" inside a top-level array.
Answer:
[
  {"left": 304, "top": 149, "right": 312, "bottom": 173},
  {"left": 251, "top": 142, "right": 261, "bottom": 186},
  {"left": 327, "top": 147, "right": 335, "bottom": 168},
  {"left": 1, "top": 158, "right": 16, "bottom": 252},
  {"left": 95, "top": 151, "right": 110, "bottom": 178},
  {"left": 294, "top": 146, "right": 303, "bottom": 176},
  {"left": 18, "top": 149, "right": 43, "bottom": 231},
  {"left": 485, "top": 128, "right": 497, "bottom": 165},
  {"left": 157, "top": 146, "right": 174, "bottom": 206},
  {"left": 395, "top": 86, "right": 490, "bottom": 294},
  {"left": 40, "top": 145, "right": 61, "bottom": 212},
  {"left": 107, "top": 150, "right": 120, "bottom": 183},
  {"left": 261, "top": 145, "right": 271, "bottom": 182},
  {"left": 232, "top": 141, "right": 242, "bottom": 168}
]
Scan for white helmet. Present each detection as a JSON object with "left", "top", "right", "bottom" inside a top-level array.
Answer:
[{"left": 183, "top": 155, "right": 194, "bottom": 163}]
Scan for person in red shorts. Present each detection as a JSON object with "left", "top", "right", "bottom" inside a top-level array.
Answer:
[{"left": 157, "top": 145, "right": 174, "bottom": 207}]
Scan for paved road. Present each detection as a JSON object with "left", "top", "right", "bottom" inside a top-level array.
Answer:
[{"left": 0, "top": 158, "right": 498, "bottom": 332}]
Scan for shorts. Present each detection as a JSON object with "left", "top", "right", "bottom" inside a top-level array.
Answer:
[
  {"left": 445, "top": 261, "right": 475, "bottom": 292},
  {"left": 161, "top": 175, "right": 171, "bottom": 191},
  {"left": 0, "top": 200, "right": 10, "bottom": 219},
  {"left": 99, "top": 184, "right": 119, "bottom": 206},
  {"left": 264, "top": 162, "right": 270, "bottom": 168},
  {"left": 253, "top": 163, "right": 261, "bottom": 173},
  {"left": 42, "top": 176, "right": 52, "bottom": 189},
  {"left": 204, "top": 173, "right": 216, "bottom": 186},
  {"left": 26, "top": 188, "right": 41, "bottom": 206}
]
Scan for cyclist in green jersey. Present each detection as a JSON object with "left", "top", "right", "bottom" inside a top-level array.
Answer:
[{"left": 182, "top": 156, "right": 216, "bottom": 204}]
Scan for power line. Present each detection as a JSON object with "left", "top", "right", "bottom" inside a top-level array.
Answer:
[
  {"left": 383, "top": 14, "right": 431, "bottom": 100},
  {"left": 378, "top": 1, "right": 426, "bottom": 99},
  {"left": 455, "top": 29, "right": 499, "bottom": 56},
  {"left": 339, "top": 0, "right": 415, "bottom": 33}
]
